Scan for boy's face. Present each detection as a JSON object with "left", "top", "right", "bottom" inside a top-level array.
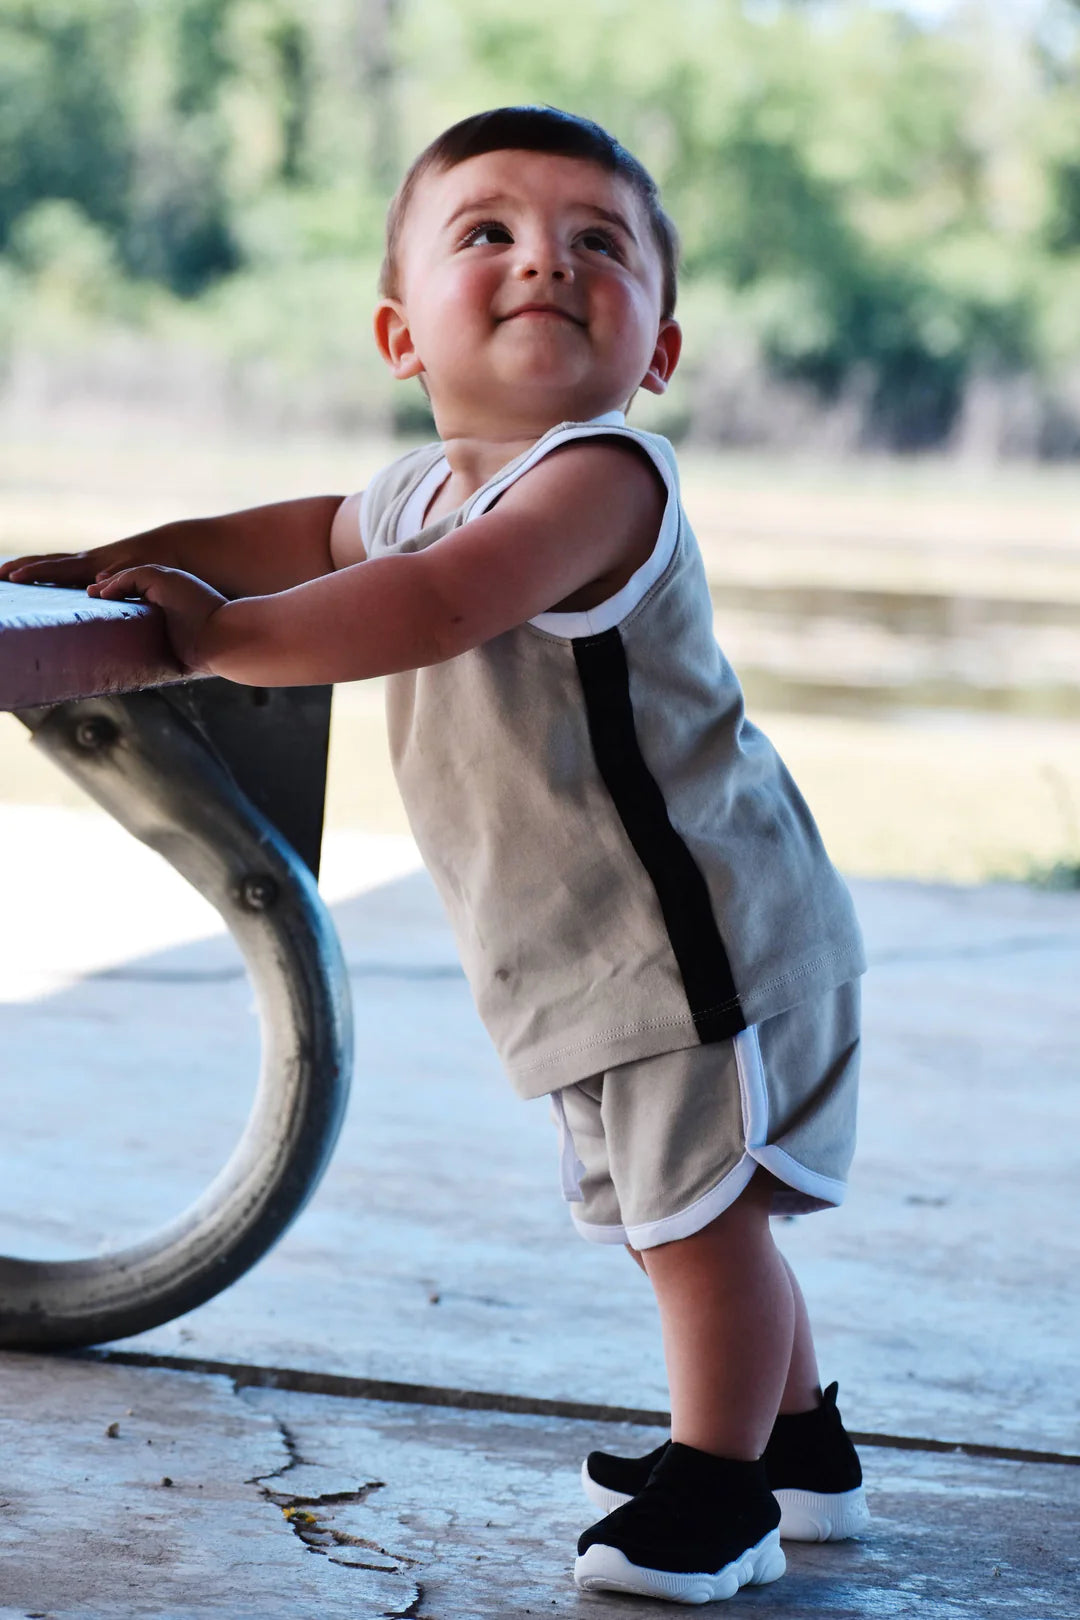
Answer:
[{"left": 374, "top": 149, "right": 681, "bottom": 436}]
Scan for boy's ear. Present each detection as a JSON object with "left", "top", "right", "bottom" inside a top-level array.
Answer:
[
  {"left": 374, "top": 298, "right": 425, "bottom": 380},
  {"left": 639, "top": 319, "right": 682, "bottom": 397}
]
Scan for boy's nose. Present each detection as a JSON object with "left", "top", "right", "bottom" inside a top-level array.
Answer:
[{"left": 515, "top": 240, "right": 573, "bottom": 283}]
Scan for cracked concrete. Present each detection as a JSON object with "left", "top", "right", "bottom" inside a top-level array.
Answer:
[
  {"left": 0, "top": 1351, "right": 1077, "bottom": 1618},
  {"left": 0, "top": 1353, "right": 417, "bottom": 1619},
  {"left": 239, "top": 1386, "right": 1080, "bottom": 1620},
  {"left": 249, "top": 1416, "right": 396, "bottom": 1571}
]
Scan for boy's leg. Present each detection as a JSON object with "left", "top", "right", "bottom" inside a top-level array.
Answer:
[
  {"left": 639, "top": 1169, "right": 792, "bottom": 1459},
  {"left": 777, "top": 1253, "right": 822, "bottom": 1414},
  {"left": 626, "top": 1220, "right": 822, "bottom": 1422},
  {"left": 590, "top": 1230, "right": 867, "bottom": 1549},
  {"left": 577, "top": 1182, "right": 788, "bottom": 1600}
]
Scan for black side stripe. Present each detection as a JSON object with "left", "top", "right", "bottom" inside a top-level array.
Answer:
[{"left": 573, "top": 628, "right": 745, "bottom": 1044}]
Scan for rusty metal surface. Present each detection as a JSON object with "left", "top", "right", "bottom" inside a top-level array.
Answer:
[{"left": 0, "top": 579, "right": 182, "bottom": 710}]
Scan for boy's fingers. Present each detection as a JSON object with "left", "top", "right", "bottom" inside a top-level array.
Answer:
[
  {"left": 0, "top": 553, "right": 63, "bottom": 580},
  {"left": 91, "top": 565, "right": 170, "bottom": 601},
  {"left": 0, "top": 553, "right": 60, "bottom": 579},
  {"left": 89, "top": 569, "right": 142, "bottom": 599},
  {"left": 1, "top": 553, "right": 93, "bottom": 584}
]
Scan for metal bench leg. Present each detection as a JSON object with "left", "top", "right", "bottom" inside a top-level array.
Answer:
[{"left": 0, "top": 688, "right": 353, "bottom": 1349}]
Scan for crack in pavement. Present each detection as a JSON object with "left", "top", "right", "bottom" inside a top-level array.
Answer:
[
  {"left": 247, "top": 1400, "right": 422, "bottom": 1612},
  {"left": 246, "top": 1414, "right": 309, "bottom": 1486},
  {"left": 384, "top": 1588, "right": 427, "bottom": 1620}
]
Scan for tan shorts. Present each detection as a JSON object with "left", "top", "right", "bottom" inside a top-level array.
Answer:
[{"left": 549, "top": 979, "right": 860, "bottom": 1251}]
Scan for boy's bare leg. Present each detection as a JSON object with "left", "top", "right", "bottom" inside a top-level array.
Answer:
[
  {"left": 777, "top": 1253, "right": 822, "bottom": 1414},
  {"left": 638, "top": 1172, "right": 799, "bottom": 1459},
  {"left": 627, "top": 1190, "right": 823, "bottom": 1435}
]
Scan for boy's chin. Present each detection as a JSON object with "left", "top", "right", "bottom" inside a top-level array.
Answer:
[{"left": 490, "top": 368, "right": 627, "bottom": 416}]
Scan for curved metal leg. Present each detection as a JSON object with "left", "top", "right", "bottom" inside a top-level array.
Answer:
[{"left": 0, "top": 689, "right": 353, "bottom": 1349}]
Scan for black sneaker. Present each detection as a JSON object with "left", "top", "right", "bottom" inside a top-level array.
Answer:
[
  {"left": 582, "top": 1382, "right": 869, "bottom": 1543},
  {"left": 575, "top": 1445, "right": 784, "bottom": 1603}
]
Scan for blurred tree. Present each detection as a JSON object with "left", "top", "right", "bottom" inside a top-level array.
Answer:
[
  {"left": 0, "top": 0, "right": 1077, "bottom": 450},
  {"left": 0, "top": 0, "right": 135, "bottom": 248},
  {"left": 9, "top": 198, "right": 120, "bottom": 314},
  {"left": 1040, "top": 16, "right": 1080, "bottom": 256},
  {"left": 122, "top": 0, "right": 240, "bottom": 295},
  {"left": 353, "top": 0, "right": 402, "bottom": 193},
  {"left": 175, "top": 0, "right": 233, "bottom": 116},
  {"left": 433, "top": 0, "right": 1054, "bottom": 447},
  {"left": 1046, "top": 157, "right": 1080, "bottom": 250},
  {"left": 267, "top": 9, "right": 313, "bottom": 182}
]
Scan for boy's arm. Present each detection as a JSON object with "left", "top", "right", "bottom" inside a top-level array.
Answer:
[
  {"left": 91, "top": 441, "right": 665, "bottom": 686},
  {"left": 0, "top": 494, "right": 352, "bottom": 597}
]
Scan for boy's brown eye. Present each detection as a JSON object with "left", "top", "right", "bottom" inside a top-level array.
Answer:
[
  {"left": 580, "top": 229, "right": 619, "bottom": 257},
  {"left": 463, "top": 221, "right": 513, "bottom": 247}
]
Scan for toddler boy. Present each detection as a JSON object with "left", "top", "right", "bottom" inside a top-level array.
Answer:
[{"left": 1, "top": 106, "right": 869, "bottom": 1603}]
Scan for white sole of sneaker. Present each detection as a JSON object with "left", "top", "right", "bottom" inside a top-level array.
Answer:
[
  {"left": 574, "top": 1527, "right": 785, "bottom": 1604},
  {"left": 772, "top": 1485, "right": 870, "bottom": 1542},
  {"left": 580, "top": 1461, "right": 632, "bottom": 1517},
  {"left": 580, "top": 1463, "right": 870, "bottom": 1543}
]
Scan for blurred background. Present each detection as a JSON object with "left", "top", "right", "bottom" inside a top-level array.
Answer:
[{"left": 1, "top": 0, "right": 1079, "bottom": 885}]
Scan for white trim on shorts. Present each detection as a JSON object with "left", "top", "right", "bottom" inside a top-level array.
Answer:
[
  {"left": 565, "top": 1026, "right": 848, "bottom": 1250},
  {"left": 550, "top": 1090, "right": 587, "bottom": 1203}
]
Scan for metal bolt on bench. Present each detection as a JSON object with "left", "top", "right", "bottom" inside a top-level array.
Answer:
[{"left": 0, "top": 576, "right": 353, "bottom": 1348}]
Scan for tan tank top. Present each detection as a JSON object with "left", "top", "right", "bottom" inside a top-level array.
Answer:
[{"left": 360, "top": 414, "right": 865, "bottom": 1098}]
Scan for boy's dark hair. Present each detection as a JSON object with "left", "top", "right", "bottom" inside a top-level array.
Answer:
[{"left": 380, "top": 106, "right": 679, "bottom": 319}]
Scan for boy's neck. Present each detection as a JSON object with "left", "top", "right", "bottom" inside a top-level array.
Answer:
[
  {"left": 438, "top": 431, "right": 548, "bottom": 496},
  {"left": 435, "top": 409, "right": 626, "bottom": 505}
]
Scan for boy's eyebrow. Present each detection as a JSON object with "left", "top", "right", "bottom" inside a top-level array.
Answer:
[
  {"left": 443, "top": 194, "right": 509, "bottom": 231},
  {"left": 441, "top": 194, "right": 639, "bottom": 242},
  {"left": 586, "top": 205, "right": 639, "bottom": 241}
]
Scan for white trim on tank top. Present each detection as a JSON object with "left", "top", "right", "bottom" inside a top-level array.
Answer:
[
  {"left": 383, "top": 410, "right": 679, "bottom": 638},
  {"left": 358, "top": 482, "right": 375, "bottom": 550},
  {"left": 395, "top": 455, "right": 453, "bottom": 547}
]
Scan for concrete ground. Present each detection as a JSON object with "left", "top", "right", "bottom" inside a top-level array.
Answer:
[
  {"left": 1, "top": 806, "right": 1078, "bottom": 1617},
  {"left": 2, "top": 1353, "right": 1077, "bottom": 1620}
]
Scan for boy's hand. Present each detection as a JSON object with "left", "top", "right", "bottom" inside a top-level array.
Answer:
[
  {"left": 3, "top": 494, "right": 351, "bottom": 601},
  {"left": 0, "top": 536, "right": 171, "bottom": 588},
  {"left": 88, "top": 566, "right": 227, "bottom": 674}
]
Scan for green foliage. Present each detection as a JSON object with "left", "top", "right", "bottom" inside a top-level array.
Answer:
[
  {"left": 9, "top": 198, "right": 120, "bottom": 309},
  {"left": 0, "top": 0, "right": 1078, "bottom": 448},
  {"left": 398, "top": 0, "right": 1079, "bottom": 448},
  {"left": 1029, "top": 859, "right": 1080, "bottom": 890},
  {"left": 266, "top": 12, "right": 312, "bottom": 182},
  {"left": 119, "top": 0, "right": 242, "bottom": 294},
  {"left": 174, "top": 0, "right": 234, "bottom": 118},
  {"left": 0, "top": 0, "right": 135, "bottom": 246}
]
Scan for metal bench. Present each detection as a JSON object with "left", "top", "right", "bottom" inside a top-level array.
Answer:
[{"left": 0, "top": 577, "right": 353, "bottom": 1348}]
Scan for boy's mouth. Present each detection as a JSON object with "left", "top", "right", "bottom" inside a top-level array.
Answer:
[{"left": 500, "top": 303, "right": 585, "bottom": 326}]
